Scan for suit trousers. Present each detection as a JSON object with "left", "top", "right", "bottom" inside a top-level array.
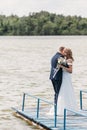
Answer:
[{"left": 51, "top": 79, "right": 62, "bottom": 105}]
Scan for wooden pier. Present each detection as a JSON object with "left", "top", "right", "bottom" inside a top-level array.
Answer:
[{"left": 12, "top": 90, "right": 87, "bottom": 130}]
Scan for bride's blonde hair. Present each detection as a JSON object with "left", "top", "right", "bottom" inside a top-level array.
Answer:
[{"left": 66, "top": 48, "right": 74, "bottom": 61}]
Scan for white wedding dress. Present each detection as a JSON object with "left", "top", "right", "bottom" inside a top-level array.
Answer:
[{"left": 48, "top": 62, "right": 78, "bottom": 116}]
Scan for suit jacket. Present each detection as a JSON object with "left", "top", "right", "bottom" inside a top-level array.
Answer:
[{"left": 50, "top": 52, "right": 63, "bottom": 81}]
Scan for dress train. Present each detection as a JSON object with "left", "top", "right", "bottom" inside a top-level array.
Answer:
[{"left": 48, "top": 69, "right": 78, "bottom": 116}]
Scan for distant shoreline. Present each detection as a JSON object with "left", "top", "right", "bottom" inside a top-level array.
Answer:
[{"left": 0, "top": 11, "right": 87, "bottom": 35}]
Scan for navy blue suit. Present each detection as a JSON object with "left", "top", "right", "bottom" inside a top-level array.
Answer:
[{"left": 50, "top": 52, "right": 63, "bottom": 105}]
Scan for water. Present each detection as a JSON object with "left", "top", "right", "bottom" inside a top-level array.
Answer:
[{"left": 0, "top": 36, "right": 87, "bottom": 130}]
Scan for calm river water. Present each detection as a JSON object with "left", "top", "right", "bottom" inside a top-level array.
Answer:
[{"left": 0, "top": 36, "right": 87, "bottom": 130}]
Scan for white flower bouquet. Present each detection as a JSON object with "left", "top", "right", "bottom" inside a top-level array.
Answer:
[
  {"left": 53, "top": 57, "right": 68, "bottom": 78},
  {"left": 57, "top": 57, "right": 69, "bottom": 68}
]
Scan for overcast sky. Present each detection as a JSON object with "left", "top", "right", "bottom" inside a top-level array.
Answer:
[{"left": 0, "top": 0, "right": 87, "bottom": 17}]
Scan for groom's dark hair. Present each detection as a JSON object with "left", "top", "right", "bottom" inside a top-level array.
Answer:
[{"left": 59, "top": 46, "right": 65, "bottom": 52}]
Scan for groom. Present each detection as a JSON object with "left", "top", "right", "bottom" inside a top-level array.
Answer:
[{"left": 50, "top": 46, "right": 65, "bottom": 105}]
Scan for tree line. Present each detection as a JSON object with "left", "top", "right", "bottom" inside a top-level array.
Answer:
[{"left": 0, "top": 11, "right": 87, "bottom": 35}]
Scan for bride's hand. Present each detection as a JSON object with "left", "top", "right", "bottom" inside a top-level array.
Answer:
[
  {"left": 59, "top": 64, "right": 72, "bottom": 73},
  {"left": 58, "top": 64, "right": 63, "bottom": 68}
]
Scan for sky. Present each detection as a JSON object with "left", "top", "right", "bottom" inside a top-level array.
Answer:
[{"left": 0, "top": 0, "right": 87, "bottom": 17}]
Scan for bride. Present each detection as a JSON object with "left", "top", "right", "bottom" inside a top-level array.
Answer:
[{"left": 49, "top": 48, "right": 78, "bottom": 116}]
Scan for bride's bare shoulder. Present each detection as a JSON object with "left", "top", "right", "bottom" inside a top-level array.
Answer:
[
  {"left": 67, "top": 59, "right": 73, "bottom": 62},
  {"left": 67, "top": 59, "right": 73, "bottom": 65}
]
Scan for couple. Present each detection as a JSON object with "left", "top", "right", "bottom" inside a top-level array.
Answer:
[{"left": 49, "top": 46, "right": 78, "bottom": 115}]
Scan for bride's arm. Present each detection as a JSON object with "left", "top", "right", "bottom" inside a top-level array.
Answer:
[
  {"left": 60, "top": 65, "right": 72, "bottom": 73},
  {"left": 59, "top": 59, "right": 73, "bottom": 73}
]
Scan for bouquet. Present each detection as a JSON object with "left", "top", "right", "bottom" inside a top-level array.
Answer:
[
  {"left": 56, "top": 57, "right": 69, "bottom": 68},
  {"left": 53, "top": 57, "right": 68, "bottom": 78}
]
